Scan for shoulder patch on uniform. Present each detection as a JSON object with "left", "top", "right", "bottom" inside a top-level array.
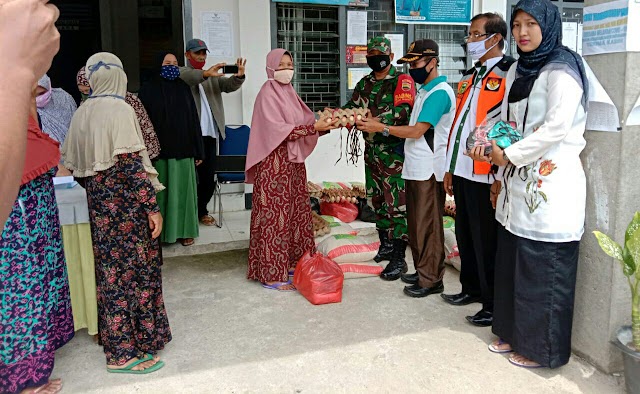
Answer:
[
  {"left": 485, "top": 77, "right": 501, "bottom": 91},
  {"left": 394, "top": 74, "right": 416, "bottom": 108}
]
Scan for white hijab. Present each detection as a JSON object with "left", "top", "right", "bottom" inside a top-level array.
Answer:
[{"left": 62, "top": 52, "right": 163, "bottom": 190}]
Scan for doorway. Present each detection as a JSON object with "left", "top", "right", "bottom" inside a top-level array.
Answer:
[{"left": 50, "top": 0, "right": 185, "bottom": 102}]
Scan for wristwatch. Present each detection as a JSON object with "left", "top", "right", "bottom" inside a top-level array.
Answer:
[
  {"left": 503, "top": 150, "right": 510, "bottom": 163},
  {"left": 382, "top": 126, "right": 390, "bottom": 137}
]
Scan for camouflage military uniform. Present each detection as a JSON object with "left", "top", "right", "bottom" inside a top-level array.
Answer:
[{"left": 344, "top": 39, "right": 412, "bottom": 241}]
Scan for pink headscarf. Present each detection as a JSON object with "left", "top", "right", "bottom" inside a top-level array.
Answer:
[{"left": 245, "top": 48, "right": 317, "bottom": 184}]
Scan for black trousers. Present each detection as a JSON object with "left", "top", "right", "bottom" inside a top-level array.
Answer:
[
  {"left": 492, "top": 226, "right": 580, "bottom": 369},
  {"left": 197, "top": 136, "right": 218, "bottom": 218},
  {"left": 452, "top": 175, "right": 497, "bottom": 311}
]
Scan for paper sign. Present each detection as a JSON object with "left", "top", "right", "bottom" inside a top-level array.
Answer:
[
  {"left": 348, "top": 68, "right": 370, "bottom": 90},
  {"left": 347, "top": 11, "right": 368, "bottom": 45},
  {"left": 201, "top": 11, "right": 234, "bottom": 58},
  {"left": 583, "top": 61, "right": 620, "bottom": 132},
  {"left": 562, "top": 22, "right": 579, "bottom": 53},
  {"left": 384, "top": 34, "right": 405, "bottom": 66}
]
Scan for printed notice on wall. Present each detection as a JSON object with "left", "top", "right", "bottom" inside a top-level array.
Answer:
[
  {"left": 384, "top": 34, "right": 405, "bottom": 66},
  {"left": 582, "top": 0, "right": 640, "bottom": 56},
  {"left": 201, "top": 11, "right": 234, "bottom": 58},
  {"left": 584, "top": 61, "right": 620, "bottom": 132},
  {"left": 348, "top": 68, "right": 370, "bottom": 90},
  {"left": 347, "top": 11, "right": 368, "bottom": 45}
]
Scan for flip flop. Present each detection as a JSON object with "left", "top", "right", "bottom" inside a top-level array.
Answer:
[
  {"left": 488, "top": 338, "right": 514, "bottom": 354},
  {"left": 200, "top": 215, "right": 217, "bottom": 227},
  {"left": 261, "top": 281, "right": 296, "bottom": 292},
  {"left": 508, "top": 354, "right": 543, "bottom": 369},
  {"left": 107, "top": 355, "right": 165, "bottom": 374}
]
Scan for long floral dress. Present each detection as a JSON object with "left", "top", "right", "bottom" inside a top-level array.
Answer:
[
  {"left": 0, "top": 170, "right": 74, "bottom": 394},
  {"left": 83, "top": 153, "right": 171, "bottom": 366},
  {"left": 247, "top": 125, "right": 317, "bottom": 283}
]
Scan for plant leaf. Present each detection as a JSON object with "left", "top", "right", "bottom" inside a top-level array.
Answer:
[
  {"left": 626, "top": 230, "right": 640, "bottom": 280},
  {"left": 593, "top": 231, "right": 624, "bottom": 261},
  {"left": 626, "top": 212, "right": 640, "bottom": 245},
  {"left": 526, "top": 182, "right": 532, "bottom": 193},
  {"left": 539, "top": 191, "right": 548, "bottom": 202},
  {"left": 623, "top": 245, "right": 637, "bottom": 277}
]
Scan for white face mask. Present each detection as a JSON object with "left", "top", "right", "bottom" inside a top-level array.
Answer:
[
  {"left": 467, "top": 34, "right": 498, "bottom": 62},
  {"left": 273, "top": 69, "right": 294, "bottom": 84}
]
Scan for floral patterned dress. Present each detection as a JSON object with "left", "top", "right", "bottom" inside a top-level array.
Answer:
[
  {"left": 83, "top": 153, "right": 171, "bottom": 365},
  {"left": 247, "top": 125, "right": 317, "bottom": 283},
  {"left": 0, "top": 170, "right": 74, "bottom": 394}
]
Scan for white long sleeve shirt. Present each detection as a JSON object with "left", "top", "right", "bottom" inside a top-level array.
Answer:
[{"left": 496, "top": 62, "right": 587, "bottom": 242}]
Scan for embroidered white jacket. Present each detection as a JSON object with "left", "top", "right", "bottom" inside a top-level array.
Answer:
[{"left": 496, "top": 63, "right": 587, "bottom": 242}]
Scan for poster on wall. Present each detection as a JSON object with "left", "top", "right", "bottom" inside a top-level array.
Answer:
[
  {"left": 272, "top": 0, "right": 369, "bottom": 6},
  {"left": 201, "top": 11, "right": 234, "bottom": 58},
  {"left": 347, "top": 11, "right": 368, "bottom": 45},
  {"left": 348, "top": 68, "right": 370, "bottom": 90},
  {"left": 346, "top": 45, "right": 368, "bottom": 64},
  {"left": 394, "top": 0, "right": 472, "bottom": 25},
  {"left": 384, "top": 34, "right": 404, "bottom": 66},
  {"left": 582, "top": 0, "right": 640, "bottom": 56}
]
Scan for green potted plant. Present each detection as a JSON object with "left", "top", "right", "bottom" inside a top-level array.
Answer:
[{"left": 594, "top": 212, "right": 640, "bottom": 393}]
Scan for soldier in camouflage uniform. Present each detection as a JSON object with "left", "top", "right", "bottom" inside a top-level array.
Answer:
[{"left": 343, "top": 36, "right": 415, "bottom": 281}]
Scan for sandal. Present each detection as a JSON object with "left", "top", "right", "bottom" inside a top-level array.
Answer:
[
  {"left": 508, "top": 354, "right": 542, "bottom": 369},
  {"left": 488, "top": 338, "right": 513, "bottom": 354},
  {"left": 107, "top": 354, "right": 165, "bottom": 374},
  {"left": 180, "top": 238, "right": 195, "bottom": 246},
  {"left": 261, "top": 280, "right": 296, "bottom": 292},
  {"left": 200, "top": 214, "right": 217, "bottom": 227}
]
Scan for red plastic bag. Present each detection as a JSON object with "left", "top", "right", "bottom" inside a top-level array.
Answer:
[
  {"left": 320, "top": 201, "right": 359, "bottom": 223},
  {"left": 293, "top": 251, "right": 344, "bottom": 305}
]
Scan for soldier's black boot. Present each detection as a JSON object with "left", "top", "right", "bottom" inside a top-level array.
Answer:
[
  {"left": 380, "top": 239, "right": 408, "bottom": 281},
  {"left": 374, "top": 230, "right": 394, "bottom": 263}
]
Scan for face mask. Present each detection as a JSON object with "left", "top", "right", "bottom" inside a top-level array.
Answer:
[
  {"left": 367, "top": 55, "right": 391, "bottom": 72},
  {"left": 274, "top": 69, "right": 294, "bottom": 84},
  {"left": 80, "top": 92, "right": 89, "bottom": 103},
  {"left": 35, "top": 88, "right": 52, "bottom": 108},
  {"left": 467, "top": 34, "right": 498, "bottom": 62},
  {"left": 161, "top": 65, "right": 180, "bottom": 80},
  {"left": 189, "top": 57, "right": 206, "bottom": 70},
  {"left": 409, "top": 60, "right": 433, "bottom": 85}
]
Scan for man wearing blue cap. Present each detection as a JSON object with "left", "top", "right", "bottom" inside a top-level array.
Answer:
[{"left": 180, "top": 38, "right": 247, "bottom": 227}]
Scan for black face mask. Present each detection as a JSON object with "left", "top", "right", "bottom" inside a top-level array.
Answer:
[
  {"left": 409, "top": 66, "right": 430, "bottom": 84},
  {"left": 367, "top": 55, "right": 391, "bottom": 72},
  {"left": 409, "top": 64, "right": 434, "bottom": 85}
]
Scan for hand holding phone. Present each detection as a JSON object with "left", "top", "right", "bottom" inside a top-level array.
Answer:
[{"left": 222, "top": 65, "right": 239, "bottom": 74}]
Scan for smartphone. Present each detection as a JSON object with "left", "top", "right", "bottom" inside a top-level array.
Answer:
[{"left": 222, "top": 65, "right": 239, "bottom": 74}]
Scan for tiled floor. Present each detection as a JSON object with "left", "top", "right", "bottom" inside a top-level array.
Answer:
[{"left": 162, "top": 209, "right": 378, "bottom": 258}]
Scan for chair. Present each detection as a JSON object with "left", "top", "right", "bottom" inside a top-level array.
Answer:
[{"left": 212, "top": 125, "right": 250, "bottom": 227}]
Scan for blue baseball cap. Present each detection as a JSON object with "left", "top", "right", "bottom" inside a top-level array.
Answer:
[{"left": 186, "top": 38, "right": 209, "bottom": 52}]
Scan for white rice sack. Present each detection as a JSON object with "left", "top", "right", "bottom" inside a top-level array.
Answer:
[{"left": 317, "top": 234, "right": 380, "bottom": 264}]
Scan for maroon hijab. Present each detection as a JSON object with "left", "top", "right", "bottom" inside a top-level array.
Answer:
[{"left": 245, "top": 49, "right": 317, "bottom": 184}]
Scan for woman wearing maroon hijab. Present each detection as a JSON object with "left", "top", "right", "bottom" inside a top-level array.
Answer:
[{"left": 246, "top": 49, "right": 336, "bottom": 291}]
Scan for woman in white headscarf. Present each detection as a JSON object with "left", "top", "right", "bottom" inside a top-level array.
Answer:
[
  {"left": 35, "top": 74, "right": 77, "bottom": 145},
  {"left": 62, "top": 52, "right": 172, "bottom": 374}
]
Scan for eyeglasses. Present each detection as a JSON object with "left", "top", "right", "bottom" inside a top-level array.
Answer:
[{"left": 463, "top": 33, "right": 490, "bottom": 43}]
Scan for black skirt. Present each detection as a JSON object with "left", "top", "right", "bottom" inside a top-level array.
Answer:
[{"left": 492, "top": 226, "right": 580, "bottom": 369}]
